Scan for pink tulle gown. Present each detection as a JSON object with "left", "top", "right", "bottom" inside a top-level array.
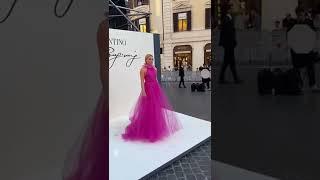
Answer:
[{"left": 122, "top": 64, "right": 182, "bottom": 142}]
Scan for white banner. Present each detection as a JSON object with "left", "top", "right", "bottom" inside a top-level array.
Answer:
[{"left": 109, "top": 29, "right": 155, "bottom": 120}]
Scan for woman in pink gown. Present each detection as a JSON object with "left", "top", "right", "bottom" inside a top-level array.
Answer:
[{"left": 122, "top": 54, "right": 182, "bottom": 142}]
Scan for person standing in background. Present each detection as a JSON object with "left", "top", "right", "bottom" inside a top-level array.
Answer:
[
  {"left": 201, "top": 67, "right": 211, "bottom": 89},
  {"left": 179, "top": 65, "right": 186, "bottom": 88},
  {"left": 282, "top": 13, "right": 295, "bottom": 30},
  {"left": 219, "top": 4, "right": 242, "bottom": 84}
]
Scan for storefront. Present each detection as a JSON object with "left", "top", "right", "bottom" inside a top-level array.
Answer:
[{"left": 173, "top": 45, "right": 192, "bottom": 69}]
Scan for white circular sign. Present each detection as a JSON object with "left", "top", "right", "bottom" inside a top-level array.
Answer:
[{"left": 288, "top": 24, "right": 316, "bottom": 54}]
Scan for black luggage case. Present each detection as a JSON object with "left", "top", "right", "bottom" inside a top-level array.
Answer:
[
  {"left": 191, "top": 83, "right": 196, "bottom": 92},
  {"left": 257, "top": 68, "right": 274, "bottom": 95},
  {"left": 197, "top": 83, "right": 206, "bottom": 92},
  {"left": 274, "top": 68, "right": 303, "bottom": 95}
]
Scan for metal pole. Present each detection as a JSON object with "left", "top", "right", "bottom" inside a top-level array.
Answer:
[{"left": 109, "top": 0, "right": 140, "bottom": 31}]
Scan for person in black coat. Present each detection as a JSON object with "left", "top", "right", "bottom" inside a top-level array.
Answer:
[
  {"left": 289, "top": 7, "right": 320, "bottom": 92},
  {"left": 179, "top": 66, "right": 186, "bottom": 88},
  {"left": 218, "top": 5, "right": 242, "bottom": 84}
]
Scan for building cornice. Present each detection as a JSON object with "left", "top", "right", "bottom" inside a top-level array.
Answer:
[
  {"left": 129, "top": 5, "right": 150, "bottom": 20},
  {"left": 172, "top": 1, "right": 192, "bottom": 13},
  {"left": 205, "top": 0, "right": 211, "bottom": 8}
]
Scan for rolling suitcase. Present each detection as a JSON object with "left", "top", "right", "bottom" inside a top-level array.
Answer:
[
  {"left": 274, "top": 68, "right": 303, "bottom": 95},
  {"left": 257, "top": 53, "right": 275, "bottom": 95},
  {"left": 197, "top": 83, "right": 206, "bottom": 92},
  {"left": 191, "top": 83, "right": 197, "bottom": 92},
  {"left": 257, "top": 68, "right": 274, "bottom": 95}
]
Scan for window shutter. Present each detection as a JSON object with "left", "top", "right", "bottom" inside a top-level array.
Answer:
[
  {"left": 143, "top": 0, "right": 149, "bottom": 5},
  {"left": 135, "top": 20, "right": 139, "bottom": 31},
  {"left": 187, "top": 11, "right": 191, "bottom": 31},
  {"left": 173, "top": 13, "right": 178, "bottom": 32},
  {"left": 146, "top": 16, "right": 151, "bottom": 32},
  {"left": 205, "top": 8, "right": 211, "bottom": 29}
]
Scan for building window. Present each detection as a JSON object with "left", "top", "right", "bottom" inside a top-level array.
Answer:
[
  {"left": 173, "top": 11, "right": 191, "bottom": 32},
  {"left": 137, "top": 0, "right": 142, "bottom": 6},
  {"left": 178, "top": 13, "right": 188, "bottom": 31},
  {"left": 139, "top": 18, "right": 147, "bottom": 32},
  {"left": 205, "top": 8, "right": 211, "bottom": 29},
  {"left": 132, "top": 17, "right": 150, "bottom": 32},
  {"left": 131, "top": 0, "right": 149, "bottom": 8}
]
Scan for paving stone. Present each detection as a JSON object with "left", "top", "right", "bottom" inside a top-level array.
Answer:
[
  {"left": 174, "top": 166, "right": 183, "bottom": 172},
  {"left": 185, "top": 174, "right": 197, "bottom": 180},
  {"left": 191, "top": 167, "right": 202, "bottom": 174},
  {"left": 166, "top": 169, "right": 175, "bottom": 175},
  {"left": 167, "top": 175, "right": 178, "bottom": 180},
  {"left": 195, "top": 174, "right": 206, "bottom": 180},
  {"left": 146, "top": 140, "right": 211, "bottom": 180},
  {"left": 175, "top": 171, "right": 185, "bottom": 178}
]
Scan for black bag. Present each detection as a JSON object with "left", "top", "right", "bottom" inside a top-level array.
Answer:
[
  {"left": 274, "top": 68, "right": 303, "bottom": 95},
  {"left": 191, "top": 83, "right": 197, "bottom": 92},
  {"left": 257, "top": 68, "right": 274, "bottom": 95},
  {"left": 197, "top": 83, "right": 206, "bottom": 92}
]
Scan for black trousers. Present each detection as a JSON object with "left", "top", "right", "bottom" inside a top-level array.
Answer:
[
  {"left": 202, "top": 78, "right": 210, "bottom": 88},
  {"left": 301, "top": 62, "right": 316, "bottom": 87},
  {"left": 219, "top": 47, "right": 239, "bottom": 81},
  {"left": 179, "top": 76, "right": 186, "bottom": 87},
  {"left": 291, "top": 51, "right": 316, "bottom": 87}
]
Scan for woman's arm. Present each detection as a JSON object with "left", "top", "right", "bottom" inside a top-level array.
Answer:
[
  {"left": 140, "top": 68, "right": 146, "bottom": 96},
  {"left": 97, "top": 20, "right": 108, "bottom": 96}
]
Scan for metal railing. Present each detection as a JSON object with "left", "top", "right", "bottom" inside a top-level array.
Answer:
[
  {"left": 213, "top": 30, "right": 320, "bottom": 66},
  {"left": 161, "top": 71, "right": 203, "bottom": 82}
]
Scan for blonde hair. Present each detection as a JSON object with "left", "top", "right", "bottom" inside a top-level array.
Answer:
[{"left": 145, "top": 54, "right": 153, "bottom": 64}]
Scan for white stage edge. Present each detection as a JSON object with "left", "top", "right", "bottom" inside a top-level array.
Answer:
[{"left": 109, "top": 112, "right": 211, "bottom": 180}]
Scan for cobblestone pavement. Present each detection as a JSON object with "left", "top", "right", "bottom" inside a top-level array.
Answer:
[{"left": 145, "top": 140, "right": 211, "bottom": 180}]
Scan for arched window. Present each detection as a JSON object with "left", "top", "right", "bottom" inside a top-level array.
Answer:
[{"left": 173, "top": 45, "right": 192, "bottom": 70}]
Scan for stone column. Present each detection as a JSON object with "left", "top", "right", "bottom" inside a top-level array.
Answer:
[
  {"left": 162, "top": 0, "right": 174, "bottom": 68},
  {"left": 192, "top": 42, "right": 205, "bottom": 71}
]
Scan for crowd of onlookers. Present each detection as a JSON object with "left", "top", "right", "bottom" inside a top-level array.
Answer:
[
  {"left": 279, "top": 4, "right": 320, "bottom": 31},
  {"left": 233, "top": 9, "right": 261, "bottom": 30},
  {"left": 162, "top": 63, "right": 212, "bottom": 73}
]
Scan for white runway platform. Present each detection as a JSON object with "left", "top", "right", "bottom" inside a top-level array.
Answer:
[{"left": 109, "top": 112, "right": 211, "bottom": 180}]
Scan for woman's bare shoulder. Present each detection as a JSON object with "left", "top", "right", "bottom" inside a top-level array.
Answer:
[{"left": 140, "top": 66, "right": 147, "bottom": 72}]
